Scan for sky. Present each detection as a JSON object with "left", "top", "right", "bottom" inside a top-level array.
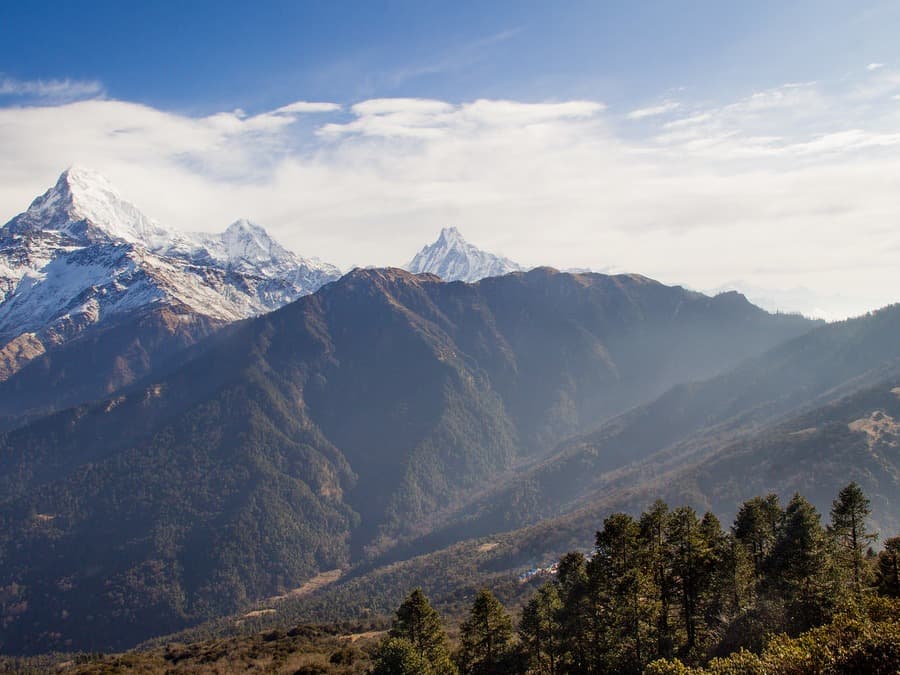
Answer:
[{"left": 1, "top": 1, "right": 900, "bottom": 319}]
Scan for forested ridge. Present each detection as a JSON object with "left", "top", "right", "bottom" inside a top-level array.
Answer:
[
  {"left": 0, "top": 268, "right": 816, "bottom": 655},
  {"left": 370, "top": 483, "right": 900, "bottom": 674},
  {"left": 13, "top": 484, "right": 897, "bottom": 674}
]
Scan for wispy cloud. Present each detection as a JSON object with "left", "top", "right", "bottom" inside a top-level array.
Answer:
[
  {"left": 385, "top": 27, "right": 523, "bottom": 87},
  {"left": 319, "top": 98, "right": 604, "bottom": 139},
  {"left": 867, "top": 62, "right": 885, "bottom": 71},
  {"left": 0, "top": 75, "right": 103, "bottom": 101},
  {"left": 627, "top": 101, "right": 680, "bottom": 119},
  {"left": 272, "top": 101, "right": 342, "bottom": 115}
]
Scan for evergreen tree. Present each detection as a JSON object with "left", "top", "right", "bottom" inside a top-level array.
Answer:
[
  {"left": 876, "top": 536, "right": 900, "bottom": 598},
  {"left": 460, "top": 589, "right": 515, "bottom": 674},
  {"left": 697, "top": 512, "right": 736, "bottom": 640},
  {"left": 588, "top": 512, "right": 650, "bottom": 673},
  {"left": 371, "top": 637, "right": 435, "bottom": 675},
  {"left": 555, "top": 551, "right": 591, "bottom": 672},
  {"left": 733, "top": 494, "right": 782, "bottom": 579},
  {"left": 640, "top": 499, "right": 676, "bottom": 659},
  {"left": 518, "top": 582, "right": 562, "bottom": 675},
  {"left": 829, "top": 482, "right": 877, "bottom": 600},
  {"left": 510, "top": 488, "right": 897, "bottom": 672},
  {"left": 666, "top": 506, "right": 709, "bottom": 658},
  {"left": 388, "top": 588, "right": 455, "bottom": 673},
  {"left": 767, "top": 494, "right": 833, "bottom": 633}
]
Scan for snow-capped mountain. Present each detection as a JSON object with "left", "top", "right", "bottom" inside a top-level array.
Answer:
[
  {"left": 3, "top": 165, "right": 189, "bottom": 252},
  {"left": 0, "top": 166, "right": 341, "bottom": 380},
  {"left": 406, "top": 227, "right": 523, "bottom": 282},
  {"left": 189, "top": 218, "right": 340, "bottom": 296}
]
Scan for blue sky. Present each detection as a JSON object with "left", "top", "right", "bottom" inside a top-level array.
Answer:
[
  {"left": 3, "top": 1, "right": 896, "bottom": 112},
  {"left": 1, "top": 1, "right": 900, "bottom": 318}
]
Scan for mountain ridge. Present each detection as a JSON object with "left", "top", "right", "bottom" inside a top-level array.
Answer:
[
  {"left": 0, "top": 266, "right": 816, "bottom": 654},
  {"left": 410, "top": 302, "right": 900, "bottom": 549},
  {"left": 0, "top": 168, "right": 342, "bottom": 420},
  {"left": 0, "top": 167, "right": 342, "bottom": 340},
  {"left": 194, "top": 327, "right": 900, "bottom": 643}
]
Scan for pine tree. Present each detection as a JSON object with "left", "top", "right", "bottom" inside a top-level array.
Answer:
[
  {"left": 733, "top": 494, "right": 782, "bottom": 579},
  {"left": 389, "top": 588, "right": 456, "bottom": 674},
  {"left": 697, "top": 512, "right": 736, "bottom": 638},
  {"left": 518, "top": 582, "right": 562, "bottom": 675},
  {"left": 371, "top": 637, "right": 435, "bottom": 675},
  {"left": 829, "top": 482, "right": 877, "bottom": 601},
  {"left": 555, "top": 551, "right": 591, "bottom": 672},
  {"left": 666, "top": 506, "right": 709, "bottom": 658},
  {"left": 767, "top": 494, "right": 833, "bottom": 633},
  {"left": 589, "top": 512, "right": 650, "bottom": 673},
  {"left": 460, "top": 589, "right": 514, "bottom": 674},
  {"left": 640, "top": 499, "right": 676, "bottom": 659}
]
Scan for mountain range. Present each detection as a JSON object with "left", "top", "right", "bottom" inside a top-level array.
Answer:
[
  {"left": 0, "top": 168, "right": 342, "bottom": 425},
  {"left": 1, "top": 166, "right": 898, "bottom": 661},
  {"left": 0, "top": 261, "right": 814, "bottom": 653},
  {"left": 180, "top": 304, "right": 900, "bottom": 641},
  {"left": 0, "top": 170, "right": 539, "bottom": 427}
]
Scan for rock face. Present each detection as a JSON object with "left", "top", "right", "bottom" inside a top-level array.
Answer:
[
  {"left": 406, "top": 226, "right": 523, "bottom": 282},
  {"left": 0, "top": 167, "right": 341, "bottom": 422}
]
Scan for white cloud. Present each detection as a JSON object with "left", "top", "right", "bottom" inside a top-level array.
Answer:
[
  {"left": 352, "top": 98, "right": 454, "bottom": 116},
  {"left": 461, "top": 99, "right": 605, "bottom": 125},
  {"left": 2, "top": 72, "right": 900, "bottom": 319},
  {"left": 867, "top": 62, "right": 885, "bottom": 71},
  {"left": 0, "top": 75, "right": 103, "bottom": 101},
  {"left": 272, "top": 101, "right": 342, "bottom": 115},
  {"left": 627, "top": 101, "right": 680, "bottom": 119},
  {"left": 318, "top": 99, "right": 605, "bottom": 140}
]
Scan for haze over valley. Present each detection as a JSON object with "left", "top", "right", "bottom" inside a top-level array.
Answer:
[{"left": 2, "top": 2, "right": 900, "bottom": 673}]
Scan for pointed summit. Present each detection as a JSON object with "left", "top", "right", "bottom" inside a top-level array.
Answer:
[
  {"left": 183, "top": 218, "right": 341, "bottom": 295},
  {"left": 436, "top": 226, "right": 464, "bottom": 244},
  {"left": 7, "top": 166, "right": 179, "bottom": 249},
  {"left": 220, "top": 218, "right": 290, "bottom": 264},
  {"left": 0, "top": 170, "right": 343, "bottom": 381},
  {"left": 406, "top": 227, "right": 523, "bottom": 282}
]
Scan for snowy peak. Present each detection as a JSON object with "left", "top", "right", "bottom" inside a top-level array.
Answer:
[
  {"left": 0, "top": 168, "right": 343, "bottom": 379},
  {"left": 11, "top": 166, "right": 181, "bottom": 249},
  {"left": 407, "top": 227, "right": 523, "bottom": 283},
  {"left": 436, "top": 226, "right": 465, "bottom": 246},
  {"left": 196, "top": 218, "right": 341, "bottom": 284},
  {"left": 220, "top": 218, "right": 291, "bottom": 264},
  {"left": 3, "top": 168, "right": 339, "bottom": 284}
]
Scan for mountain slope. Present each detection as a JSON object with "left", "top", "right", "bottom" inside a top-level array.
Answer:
[
  {"left": 0, "top": 305, "right": 222, "bottom": 429},
  {"left": 406, "top": 227, "right": 523, "bottom": 282},
  {"left": 0, "top": 267, "right": 814, "bottom": 654},
  {"left": 0, "top": 167, "right": 341, "bottom": 422},
  {"left": 421, "top": 303, "right": 900, "bottom": 545},
  {"left": 195, "top": 373, "right": 900, "bottom": 641}
]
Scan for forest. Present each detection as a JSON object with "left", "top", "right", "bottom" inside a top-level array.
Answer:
[
  {"left": 5, "top": 483, "right": 897, "bottom": 674},
  {"left": 372, "top": 483, "right": 900, "bottom": 674}
]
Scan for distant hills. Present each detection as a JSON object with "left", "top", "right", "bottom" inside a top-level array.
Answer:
[
  {"left": 200, "top": 305, "right": 900, "bottom": 638},
  {"left": 418, "top": 302, "right": 900, "bottom": 545},
  {"left": 0, "top": 265, "right": 814, "bottom": 654}
]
